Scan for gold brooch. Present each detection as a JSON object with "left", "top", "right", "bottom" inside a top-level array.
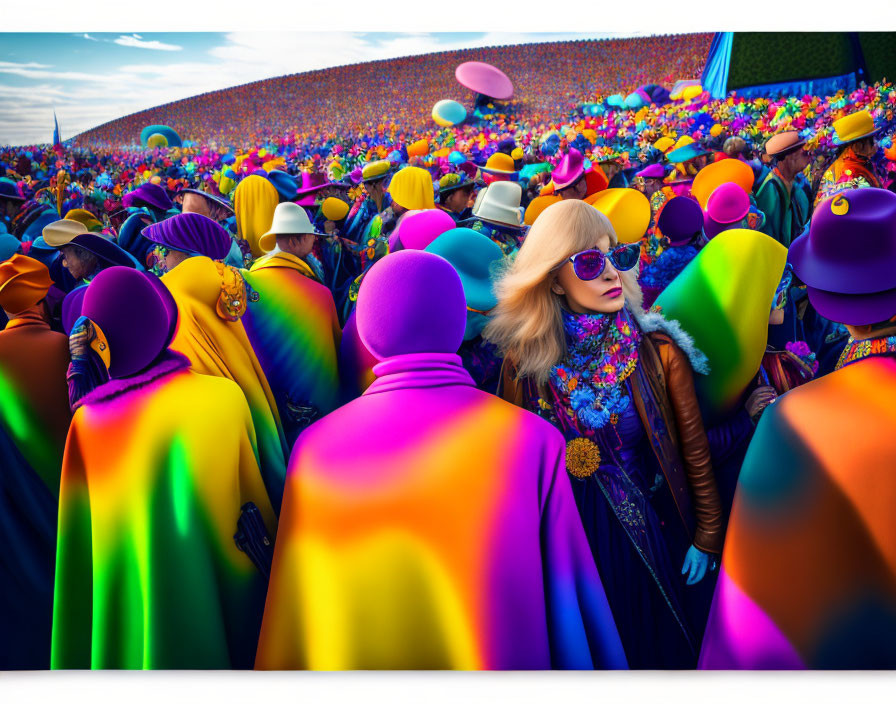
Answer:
[
  {"left": 566, "top": 437, "right": 601, "bottom": 479},
  {"left": 831, "top": 195, "right": 850, "bottom": 216}
]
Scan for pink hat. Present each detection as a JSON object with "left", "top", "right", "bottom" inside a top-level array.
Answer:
[
  {"left": 388, "top": 209, "right": 456, "bottom": 252},
  {"left": 551, "top": 149, "right": 585, "bottom": 190},
  {"left": 705, "top": 182, "right": 749, "bottom": 224},
  {"left": 704, "top": 182, "right": 750, "bottom": 239},
  {"left": 636, "top": 163, "right": 666, "bottom": 180}
]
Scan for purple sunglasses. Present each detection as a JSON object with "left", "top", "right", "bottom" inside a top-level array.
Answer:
[{"left": 552, "top": 243, "right": 641, "bottom": 281}]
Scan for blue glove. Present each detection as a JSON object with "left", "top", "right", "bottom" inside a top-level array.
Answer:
[{"left": 681, "top": 545, "right": 714, "bottom": 586}]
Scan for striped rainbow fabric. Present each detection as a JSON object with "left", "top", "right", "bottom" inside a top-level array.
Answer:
[
  {"left": 699, "top": 356, "right": 896, "bottom": 669},
  {"left": 52, "top": 368, "right": 276, "bottom": 670},
  {"left": 255, "top": 358, "right": 626, "bottom": 670},
  {"left": 241, "top": 253, "right": 342, "bottom": 446}
]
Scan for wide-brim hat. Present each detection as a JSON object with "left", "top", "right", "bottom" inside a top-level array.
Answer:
[
  {"left": 43, "top": 218, "right": 89, "bottom": 247},
  {"left": 469, "top": 181, "right": 524, "bottom": 229},
  {"left": 178, "top": 188, "right": 234, "bottom": 214},
  {"left": 142, "top": 212, "right": 232, "bottom": 260},
  {"left": 259, "top": 202, "right": 318, "bottom": 254},
  {"left": 552, "top": 148, "right": 586, "bottom": 190},
  {"left": 480, "top": 152, "right": 517, "bottom": 175},
  {"left": 765, "top": 130, "right": 808, "bottom": 158},
  {"left": 789, "top": 188, "right": 896, "bottom": 325},
  {"left": 832, "top": 110, "right": 883, "bottom": 147},
  {"left": 635, "top": 163, "right": 667, "bottom": 180},
  {"left": 294, "top": 171, "right": 328, "bottom": 196},
  {"left": 122, "top": 183, "right": 173, "bottom": 212},
  {"left": 666, "top": 143, "right": 710, "bottom": 164},
  {"left": 586, "top": 188, "right": 651, "bottom": 244},
  {"left": 64, "top": 208, "right": 103, "bottom": 232},
  {"left": 424, "top": 227, "right": 504, "bottom": 312},
  {"left": 67, "top": 233, "right": 140, "bottom": 269},
  {"left": 0, "top": 178, "right": 25, "bottom": 201},
  {"left": 361, "top": 160, "right": 393, "bottom": 183}
]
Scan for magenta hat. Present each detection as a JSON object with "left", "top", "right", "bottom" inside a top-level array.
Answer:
[
  {"left": 551, "top": 148, "right": 585, "bottom": 190},
  {"left": 789, "top": 188, "right": 896, "bottom": 326},
  {"left": 122, "top": 183, "right": 173, "bottom": 212},
  {"left": 657, "top": 195, "right": 704, "bottom": 246},
  {"left": 636, "top": 163, "right": 666, "bottom": 180},
  {"left": 705, "top": 182, "right": 750, "bottom": 225},
  {"left": 388, "top": 209, "right": 456, "bottom": 252},
  {"left": 81, "top": 267, "right": 176, "bottom": 379},
  {"left": 357, "top": 250, "right": 466, "bottom": 360}
]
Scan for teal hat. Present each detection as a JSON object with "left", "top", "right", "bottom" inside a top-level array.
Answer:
[
  {"left": 0, "top": 233, "right": 22, "bottom": 261},
  {"left": 666, "top": 143, "right": 711, "bottom": 164},
  {"left": 425, "top": 227, "right": 503, "bottom": 313}
]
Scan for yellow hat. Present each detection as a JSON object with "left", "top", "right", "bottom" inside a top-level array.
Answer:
[
  {"left": 511, "top": 147, "right": 524, "bottom": 161},
  {"left": 64, "top": 208, "right": 103, "bottom": 232},
  {"left": 709, "top": 124, "right": 725, "bottom": 138},
  {"left": 587, "top": 188, "right": 651, "bottom": 244},
  {"left": 42, "top": 218, "right": 89, "bottom": 247},
  {"left": 833, "top": 110, "right": 880, "bottom": 145},
  {"left": 321, "top": 197, "right": 350, "bottom": 222},
  {"left": 674, "top": 135, "right": 695, "bottom": 150},
  {"left": 361, "top": 160, "right": 392, "bottom": 183},
  {"left": 690, "top": 158, "right": 755, "bottom": 210},
  {"left": 388, "top": 166, "right": 435, "bottom": 210},
  {"left": 524, "top": 195, "right": 561, "bottom": 225},
  {"left": 654, "top": 136, "right": 676, "bottom": 154},
  {"left": 481, "top": 152, "right": 516, "bottom": 174}
]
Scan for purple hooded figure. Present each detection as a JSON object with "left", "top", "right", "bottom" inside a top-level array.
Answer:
[{"left": 255, "top": 250, "right": 627, "bottom": 670}]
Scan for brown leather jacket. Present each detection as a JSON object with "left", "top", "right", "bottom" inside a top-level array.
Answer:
[{"left": 501, "top": 330, "right": 723, "bottom": 554}]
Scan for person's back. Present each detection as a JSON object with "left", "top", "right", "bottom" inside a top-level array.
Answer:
[
  {"left": 51, "top": 268, "right": 276, "bottom": 670},
  {"left": 700, "top": 188, "right": 896, "bottom": 669},
  {"left": 255, "top": 251, "right": 626, "bottom": 671},
  {"left": 699, "top": 357, "right": 896, "bottom": 668}
]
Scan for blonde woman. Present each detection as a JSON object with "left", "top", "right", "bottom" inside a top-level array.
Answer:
[{"left": 484, "top": 199, "right": 722, "bottom": 669}]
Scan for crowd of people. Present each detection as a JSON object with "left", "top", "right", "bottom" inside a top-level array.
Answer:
[{"left": 2, "top": 34, "right": 896, "bottom": 672}]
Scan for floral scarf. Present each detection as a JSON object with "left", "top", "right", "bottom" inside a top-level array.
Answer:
[
  {"left": 835, "top": 334, "right": 896, "bottom": 371},
  {"left": 549, "top": 308, "right": 641, "bottom": 431}
]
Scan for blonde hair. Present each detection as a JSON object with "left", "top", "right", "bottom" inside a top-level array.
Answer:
[{"left": 483, "top": 199, "right": 643, "bottom": 385}]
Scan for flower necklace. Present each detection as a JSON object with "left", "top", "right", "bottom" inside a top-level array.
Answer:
[{"left": 549, "top": 308, "right": 641, "bottom": 431}]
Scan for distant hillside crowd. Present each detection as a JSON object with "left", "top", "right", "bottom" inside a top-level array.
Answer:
[{"left": 75, "top": 33, "right": 713, "bottom": 149}]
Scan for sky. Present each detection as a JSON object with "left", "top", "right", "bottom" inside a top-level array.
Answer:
[{"left": 0, "top": 31, "right": 641, "bottom": 146}]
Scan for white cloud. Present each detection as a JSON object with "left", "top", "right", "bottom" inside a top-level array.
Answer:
[
  {"left": 80, "top": 33, "right": 99, "bottom": 42},
  {"left": 0, "top": 60, "right": 53, "bottom": 69},
  {"left": 113, "top": 34, "right": 182, "bottom": 51}
]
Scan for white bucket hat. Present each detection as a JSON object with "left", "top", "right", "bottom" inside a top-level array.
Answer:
[
  {"left": 471, "top": 181, "right": 525, "bottom": 230},
  {"left": 259, "top": 202, "right": 318, "bottom": 253}
]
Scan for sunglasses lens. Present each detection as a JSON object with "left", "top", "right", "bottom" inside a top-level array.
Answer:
[
  {"left": 572, "top": 250, "right": 605, "bottom": 280},
  {"left": 610, "top": 244, "right": 641, "bottom": 271}
]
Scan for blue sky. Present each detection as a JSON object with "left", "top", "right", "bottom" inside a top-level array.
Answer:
[{"left": 0, "top": 31, "right": 637, "bottom": 146}]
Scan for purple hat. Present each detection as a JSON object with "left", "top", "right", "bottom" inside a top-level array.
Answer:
[
  {"left": 141, "top": 212, "right": 232, "bottom": 260},
  {"left": 388, "top": 209, "right": 456, "bottom": 252},
  {"left": 178, "top": 188, "right": 234, "bottom": 214},
  {"left": 789, "top": 188, "right": 896, "bottom": 326},
  {"left": 657, "top": 195, "right": 704, "bottom": 246},
  {"left": 636, "top": 163, "right": 666, "bottom": 180},
  {"left": 81, "top": 267, "right": 176, "bottom": 379},
  {"left": 61, "top": 285, "right": 88, "bottom": 334},
  {"left": 122, "top": 183, "right": 173, "bottom": 212},
  {"left": 551, "top": 148, "right": 585, "bottom": 190},
  {"left": 357, "top": 249, "right": 466, "bottom": 360}
]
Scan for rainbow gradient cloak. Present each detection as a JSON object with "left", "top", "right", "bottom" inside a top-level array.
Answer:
[
  {"left": 699, "top": 356, "right": 896, "bottom": 669},
  {"left": 241, "top": 252, "right": 342, "bottom": 446},
  {"left": 255, "top": 353, "right": 627, "bottom": 670},
  {"left": 52, "top": 365, "right": 277, "bottom": 669}
]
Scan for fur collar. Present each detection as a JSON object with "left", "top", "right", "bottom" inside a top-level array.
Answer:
[
  {"left": 628, "top": 305, "right": 711, "bottom": 375},
  {"left": 77, "top": 350, "right": 191, "bottom": 409}
]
